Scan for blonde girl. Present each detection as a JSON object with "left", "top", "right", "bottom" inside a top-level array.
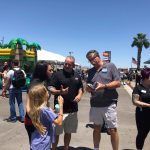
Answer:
[{"left": 26, "top": 83, "right": 63, "bottom": 150}]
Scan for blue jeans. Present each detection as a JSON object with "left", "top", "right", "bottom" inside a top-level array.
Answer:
[{"left": 9, "top": 88, "right": 25, "bottom": 120}]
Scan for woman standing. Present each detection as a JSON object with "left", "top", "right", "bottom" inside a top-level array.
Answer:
[
  {"left": 24, "top": 60, "right": 54, "bottom": 144},
  {"left": 132, "top": 68, "right": 150, "bottom": 150}
]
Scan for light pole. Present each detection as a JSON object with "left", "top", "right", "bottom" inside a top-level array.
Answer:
[
  {"left": 69, "top": 51, "right": 73, "bottom": 56},
  {"left": 0, "top": 36, "right": 4, "bottom": 45}
]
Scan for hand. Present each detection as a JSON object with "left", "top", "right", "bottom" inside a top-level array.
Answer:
[
  {"left": 58, "top": 96, "right": 64, "bottom": 106},
  {"left": 86, "top": 85, "right": 95, "bottom": 93},
  {"left": 2, "top": 90, "right": 6, "bottom": 97},
  {"left": 95, "top": 82, "right": 105, "bottom": 91},
  {"left": 1, "top": 73, "right": 4, "bottom": 77},
  {"left": 60, "top": 85, "right": 69, "bottom": 95},
  {"left": 73, "top": 95, "right": 81, "bottom": 103}
]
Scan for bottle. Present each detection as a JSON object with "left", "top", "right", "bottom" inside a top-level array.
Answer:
[{"left": 55, "top": 104, "right": 60, "bottom": 113}]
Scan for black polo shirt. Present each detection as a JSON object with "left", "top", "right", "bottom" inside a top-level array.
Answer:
[
  {"left": 50, "top": 69, "right": 83, "bottom": 113},
  {"left": 133, "top": 84, "right": 150, "bottom": 105}
]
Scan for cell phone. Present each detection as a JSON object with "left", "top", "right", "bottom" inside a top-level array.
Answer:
[{"left": 87, "top": 83, "right": 95, "bottom": 89}]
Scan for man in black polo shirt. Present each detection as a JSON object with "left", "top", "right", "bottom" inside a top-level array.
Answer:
[{"left": 50, "top": 56, "right": 83, "bottom": 150}]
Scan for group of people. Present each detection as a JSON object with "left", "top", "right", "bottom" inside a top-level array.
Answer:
[
  {"left": 1, "top": 49, "right": 150, "bottom": 150},
  {"left": 24, "top": 50, "right": 120, "bottom": 150}
]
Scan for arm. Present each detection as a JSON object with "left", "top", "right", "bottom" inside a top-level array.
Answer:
[
  {"left": 0, "top": 72, "right": 4, "bottom": 76},
  {"left": 95, "top": 80, "right": 120, "bottom": 91},
  {"left": 53, "top": 96, "right": 64, "bottom": 125},
  {"left": 0, "top": 72, "right": 3, "bottom": 75},
  {"left": 74, "top": 88, "right": 84, "bottom": 103},
  {"left": 26, "top": 95, "right": 30, "bottom": 113},
  {"left": 2, "top": 77, "right": 11, "bottom": 97},
  {"left": 49, "top": 73, "right": 69, "bottom": 95},
  {"left": 104, "top": 80, "right": 121, "bottom": 89},
  {"left": 74, "top": 76, "right": 84, "bottom": 102},
  {"left": 50, "top": 85, "right": 69, "bottom": 95},
  {"left": 96, "top": 63, "right": 121, "bottom": 91},
  {"left": 132, "top": 94, "right": 150, "bottom": 108}
]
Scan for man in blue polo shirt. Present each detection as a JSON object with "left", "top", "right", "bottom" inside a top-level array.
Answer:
[{"left": 86, "top": 50, "right": 120, "bottom": 150}]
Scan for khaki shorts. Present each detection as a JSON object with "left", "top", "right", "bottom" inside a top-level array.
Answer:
[
  {"left": 55, "top": 112, "right": 78, "bottom": 135},
  {"left": 90, "top": 103, "right": 118, "bottom": 128}
]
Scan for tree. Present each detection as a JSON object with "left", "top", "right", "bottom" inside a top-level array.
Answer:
[{"left": 131, "top": 33, "right": 150, "bottom": 70}]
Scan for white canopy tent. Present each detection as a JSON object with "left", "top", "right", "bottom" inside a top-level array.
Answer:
[
  {"left": 37, "top": 49, "right": 65, "bottom": 63},
  {"left": 37, "top": 49, "right": 80, "bottom": 67}
]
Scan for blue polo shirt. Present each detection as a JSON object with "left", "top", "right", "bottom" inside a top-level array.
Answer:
[{"left": 87, "top": 62, "right": 120, "bottom": 107}]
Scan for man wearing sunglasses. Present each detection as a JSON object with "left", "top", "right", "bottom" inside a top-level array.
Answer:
[{"left": 86, "top": 50, "right": 120, "bottom": 150}]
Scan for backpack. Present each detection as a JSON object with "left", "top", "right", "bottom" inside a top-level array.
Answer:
[{"left": 12, "top": 69, "right": 26, "bottom": 88}]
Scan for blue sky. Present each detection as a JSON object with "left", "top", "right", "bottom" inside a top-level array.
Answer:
[{"left": 0, "top": 0, "right": 149, "bottom": 68}]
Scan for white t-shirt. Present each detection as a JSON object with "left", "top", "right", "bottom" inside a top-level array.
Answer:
[{"left": 7, "top": 67, "right": 26, "bottom": 89}]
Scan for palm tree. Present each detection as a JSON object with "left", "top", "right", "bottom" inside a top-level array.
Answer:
[
  {"left": 9, "top": 38, "right": 28, "bottom": 66},
  {"left": 27, "top": 42, "right": 41, "bottom": 63},
  {"left": 131, "top": 33, "right": 150, "bottom": 70}
]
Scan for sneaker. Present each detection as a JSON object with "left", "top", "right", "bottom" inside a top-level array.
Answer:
[
  {"left": 18, "top": 117, "right": 24, "bottom": 123},
  {"left": 19, "top": 119, "right": 24, "bottom": 123},
  {"left": 6, "top": 117, "right": 17, "bottom": 123}
]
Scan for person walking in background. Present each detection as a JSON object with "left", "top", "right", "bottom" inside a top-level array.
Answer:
[
  {"left": 24, "top": 60, "right": 54, "bottom": 144},
  {"left": 132, "top": 68, "right": 150, "bottom": 150},
  {"left": 1, "top": 63, "right": 9, "bottom": 98},
  {"left": 2, "top": 60, "right": 26, "bottom": 122},
  {"left": 26, "top": 83, "right": 64, "bottom": 150},
  {"left": 50, "top": 56, "right": 84, "bottom": 150},
  {"left": 135, "top": 70, "right": 141, "bottom": 86},
  {"left": 86, "top": 50, "right": 120, "bottom": 150}
]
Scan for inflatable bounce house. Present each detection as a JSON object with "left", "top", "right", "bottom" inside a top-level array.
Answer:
[{"left": 0, "top": 38, "right": 41, "bottom": 89}]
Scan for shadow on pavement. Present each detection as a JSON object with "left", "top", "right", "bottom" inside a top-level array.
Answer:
[
  {"left": 85, "top": 123, "right": 109, "bottom": 134},
  {"left": 122, "top": 149, "right": 135, "bottom": 150},
  {"left": 85, "top": 123, "right": 94, "bottom": 129},
  {"left": 3, "top": 116, "right": 24, "bottom": 123},
  {"left": 57, "top": 146, "right": 93, "bottom": 150}
]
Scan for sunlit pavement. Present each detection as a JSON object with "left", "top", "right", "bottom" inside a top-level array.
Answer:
[{"left": 0, "top": 84, "right": 149, "bottom": 150}]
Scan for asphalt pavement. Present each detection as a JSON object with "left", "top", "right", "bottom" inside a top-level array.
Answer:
[{"left": 0, "top": 83, "right": 149, "bottom": 150}]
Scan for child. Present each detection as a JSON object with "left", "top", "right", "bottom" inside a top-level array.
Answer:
[{"left": 26, "top": 83, "right": 63, "bottom": 150}]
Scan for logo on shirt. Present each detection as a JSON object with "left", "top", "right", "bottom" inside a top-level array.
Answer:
[
  {"left": 102, "top": 68, "right": 107, "bottom": 73},
  {"left": 75, "top": 77, "right": 79, "bottom": 80},
  {"left": 141, "top": 90, "right": 146, "bottom": 93}
]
